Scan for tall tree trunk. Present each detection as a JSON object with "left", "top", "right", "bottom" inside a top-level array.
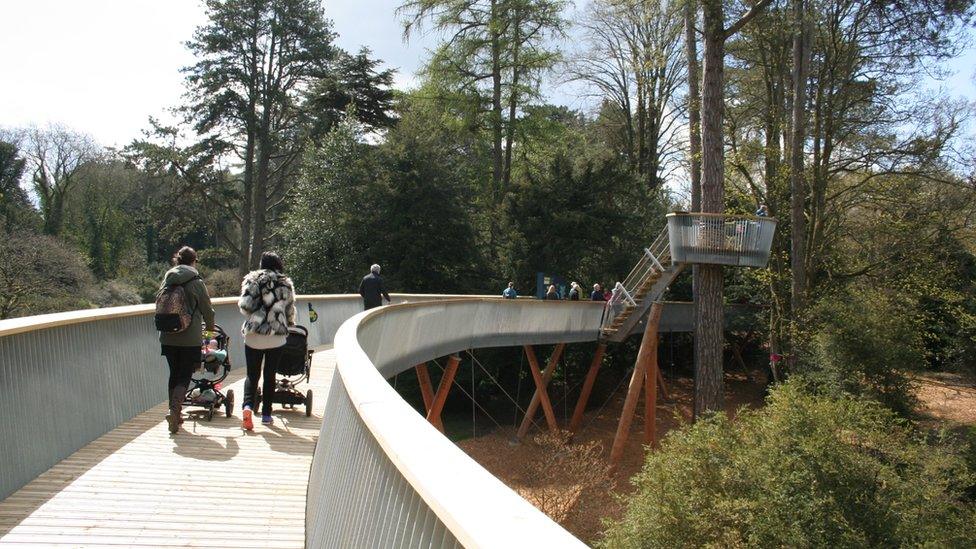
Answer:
[
  {"left": 686, "top": 0, "right": 704, "bottom": 408},
  {"left": 694, "top": 0, "right": 726, "bottom": 418},
  {"left": 685, "top": 4, "right": 702, "bottom": 197},
  {"left": 239, "top": 9, "right": 260, "bottom": 276},
  {"left": 502, "top": 11, "right": 522, "bottom": 193},
  {"left": 239, "top": 129, "right": 256, "bottom": 275},
  {"left": 789, "top": 0, "right": 811, "bottom": 321},
  {"left": 250, "top": 123, "right": 271, "bottom": 270},
  {"left": 490, "top": 0, "right": 503, "bottom": 206}
]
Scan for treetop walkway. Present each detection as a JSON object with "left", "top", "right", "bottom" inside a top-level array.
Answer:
[{"left": 0, "top": 213, "right": 776, "bottom": 548}]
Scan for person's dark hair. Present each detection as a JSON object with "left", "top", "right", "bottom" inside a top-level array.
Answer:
[
  {"left": 172, "top": 246, "right": 197, "bottom": 266},
  {"left": 260, "top": 251, "right": 285, "bottom": 273}
]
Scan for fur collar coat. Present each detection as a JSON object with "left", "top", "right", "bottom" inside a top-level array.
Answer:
[{"left": 238, "top": 269, "right": 296, "bottom": 336}]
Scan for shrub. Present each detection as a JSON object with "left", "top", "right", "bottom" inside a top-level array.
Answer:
[
  {"left": 803, "top": 286, "right": 925, "bottom": 416},
  {"left": 0, "top": 234, "right": 94, "bottom": 318},
  {"left": 88, "top": 280, "right": 142, "bottom": 307},
  {"left": 202, "top": 268, "right": 241, "bottom": 299},
  {"left": 602, "top": 381, "right": 976, "bottom": 548}
]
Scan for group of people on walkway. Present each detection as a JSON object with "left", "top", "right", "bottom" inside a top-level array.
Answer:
[
  {"left": 503, "top": 281, "right": 617, "bottom": 301},
  {"left": 156, "top": 246, "right": 393, "bottom": 435}
]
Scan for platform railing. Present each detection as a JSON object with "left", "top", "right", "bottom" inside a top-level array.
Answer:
[
  {"left": 307, "top": 299, "right": 604, "bottom": 548},
  {"left": 666, "top": 212, "right": 777, "bottom": 267}
]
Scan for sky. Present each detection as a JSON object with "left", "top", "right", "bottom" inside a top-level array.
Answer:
[{"left": 0, "top": 0, "right": 974, "bottom": 149}]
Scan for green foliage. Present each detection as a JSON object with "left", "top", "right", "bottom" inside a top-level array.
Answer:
[
  {"left": 501, "top": 153, "right": 644, "bottom": 288},
  {"left": 802, "top": 286, "right": 925, "bottom": 416},
  {"left": 63, "top": 161, "right": 143, "bottom": 279},
  {"left": 306, "top": 47, "right": 398, "bottom": 137},
  {"left": 283, "top": 113, "right": 486, "bottom": 293},
  {"left": 0, "top": 140, "right": 39, "bottom": 233},
  {"left": 281, "top": 117, "right": 383, "bottom": 292},
  {"left": 603, "top": 381, "right": 976, "bottom": 549},
  {"left": 372, "top": 129, "right": 485, "bottom": 292}
]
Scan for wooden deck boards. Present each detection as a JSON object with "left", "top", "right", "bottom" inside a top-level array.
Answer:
[{"left": 0, "top": 347, "right": 336, "bottom": 548}]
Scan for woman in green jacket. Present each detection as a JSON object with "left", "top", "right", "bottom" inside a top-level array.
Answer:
[{"left": 158, "top": 246, "right": 215, "bottom": 434}]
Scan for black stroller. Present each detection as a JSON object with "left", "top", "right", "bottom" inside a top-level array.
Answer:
[
  {"left": 256, "top": 325, "right": 314, "bottom": 417},
  {"left": 184, "top": 324, "right": 235, "bottom": 421}
]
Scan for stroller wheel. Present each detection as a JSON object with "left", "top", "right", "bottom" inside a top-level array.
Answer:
[
  {"left": 305, "top": 389, "right": 313, "bottom": 417},
  {"left": 207, "top": 404, "right": 216, "bottom": 422},
  {"left": 225, "top": 390, "right": 235, "bottom": 418}
]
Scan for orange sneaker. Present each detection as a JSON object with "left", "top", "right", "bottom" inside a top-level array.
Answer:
[{"left": 242, "top": 408, "right": 254, "bottom": 431}]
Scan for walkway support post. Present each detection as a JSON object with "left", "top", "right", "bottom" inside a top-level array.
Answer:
[
  {"left": 519, "top": 345, "right": 560, "bottom": 437},
  {"left": 415, "top": 363, "right": 434, "bottom": 413},
  {"left": 426, "top": 354, "right": 461, "bottom": 432},
  {"left": 657, "top": 367, "right": 670, "bottom": 400},
  {"left": 568, "top": 343, "right": 607, "bottom": 432},
  {"left": 610, "top": 302, "right": 663, "bottom": 463}
]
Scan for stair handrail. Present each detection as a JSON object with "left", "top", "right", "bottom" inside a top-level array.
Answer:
[{"left": 601, "top": 226, "right": 673, "bottom": 334}]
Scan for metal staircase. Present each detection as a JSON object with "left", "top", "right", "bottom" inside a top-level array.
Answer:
[{"left": 600, "top": 227, "right": 685, "bottom": 342}]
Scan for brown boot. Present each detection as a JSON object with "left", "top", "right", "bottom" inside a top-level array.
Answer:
[{"left": 167, "top": 385, "right": 186, "bottom": 434}]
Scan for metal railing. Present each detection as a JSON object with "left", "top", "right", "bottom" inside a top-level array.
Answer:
[
  {"left": 666, "top": 212, "right": 777, "bottom": 267},
  {"left": 601, "top": 226, "right": 672, "bottom": 333}
]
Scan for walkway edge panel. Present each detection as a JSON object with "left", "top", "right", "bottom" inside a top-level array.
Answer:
[{"left": 308, "top": 299, "right": 603, "bottom": 548}]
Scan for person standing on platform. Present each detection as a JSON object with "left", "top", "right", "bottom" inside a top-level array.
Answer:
[
  {"left": 503, "top": 282, "right": 518, "bottom": 299},
  {"left": 359, "top": 264, "right": 391, "bottom": 310},
  {"left": 568, "top": 281, "right": 581, "bottom": 301},
  {"left": 590, "top": 283, "right": 604, "bottom": 301},
  {"left": 756, "top": 203, "right": 769, "bottom": 217},
  {"left": 546, "top": 284, "right": 560, "bottom": 300}
]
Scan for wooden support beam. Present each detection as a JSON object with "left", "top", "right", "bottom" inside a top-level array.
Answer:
[
  {"left": 568, "top": 343, "right": 607, "bottom": 432},
  {"left": 518, "top": 345, "right": 560, "bottom": 437},
  {"left": 415, "top": 363, "right": 434, "bottom": 413},
  {"left": 610, "top": 303, "right": 663, "bottom": 463},
  {"left": 426, "top": 354, "right": 461, "bottom": 433},
  {"left": 657, "top": 367, "right": 670, "bottom": 401},
  {"left": 644, "top": 353, "right": 660, "bottom": 447},
  {"left": 517, "top": 343, "right": 565, "bottom": 438}
]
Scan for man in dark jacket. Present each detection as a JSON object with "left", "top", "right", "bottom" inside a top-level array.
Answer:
[
  {"left": 359, "top": 264, "right": 391, "bottom": 310},
  {"left": 590, "top": 283, "right": 605, "bottom": 301}
]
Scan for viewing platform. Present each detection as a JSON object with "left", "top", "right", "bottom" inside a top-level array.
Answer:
[{"left": 666, "top": 212, "right": 777, "bottom": 267}]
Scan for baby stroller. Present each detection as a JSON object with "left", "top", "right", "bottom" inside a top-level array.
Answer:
[
  {"left": 256, "top": 325, "right": 314, "bottom": 417},
  {"left": 184, "top": 324, "right": 235, "bottom": 421}
]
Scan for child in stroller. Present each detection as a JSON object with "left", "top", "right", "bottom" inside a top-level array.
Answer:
[
  {"left": 255, "top": 325, "right": 314, "bottom": 417},
  {"left": 183, "top": 324, "right": 235, "bottom": 421}
]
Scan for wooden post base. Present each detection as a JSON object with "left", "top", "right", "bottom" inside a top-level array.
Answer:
[
  {"left": 610, "top": 303, "right": 663, "bottom": 463},
  {"left": 425, "top": 355, "right": 460, "bottom": 433},
  {"left": 568, "top": 343, "right": 606, "bottom": 432},
  {"left": 516, "top": 344, "right": 563, "bottom": 438}
]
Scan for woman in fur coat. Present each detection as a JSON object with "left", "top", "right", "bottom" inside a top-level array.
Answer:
[{"left": 237, "top": 251, "right": 297, "bottom": 430}]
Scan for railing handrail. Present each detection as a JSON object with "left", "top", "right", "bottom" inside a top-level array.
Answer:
[
  {"left": 601, "top": 225, "right": 675, "bottom": 333},
  {"left": 0, "top": 293, "right": 507, "bottom": 338},
  {"left": 666, "top": 211, "right": 779, "bottom": 222}
]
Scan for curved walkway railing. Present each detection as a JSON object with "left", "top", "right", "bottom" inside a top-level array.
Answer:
[
  {"left": 0, "top": 294, "right": 490, "bottom": 502},
  {"left": 307, "top": 299, "right": 604, "bottom": 548}
]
